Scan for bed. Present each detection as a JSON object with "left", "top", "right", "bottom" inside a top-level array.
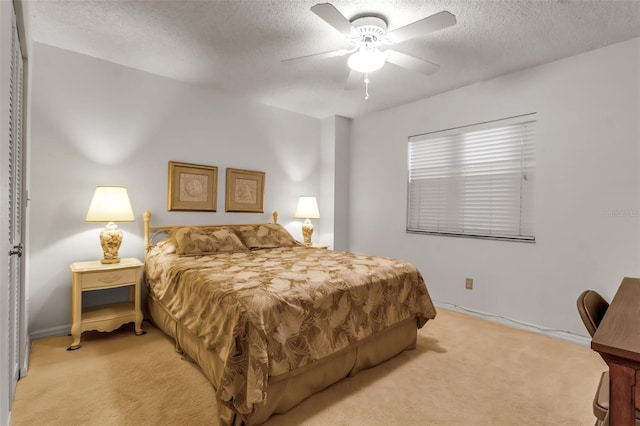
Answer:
[{"left": 143, "top": 211, "right": 436, "bottom": 425}]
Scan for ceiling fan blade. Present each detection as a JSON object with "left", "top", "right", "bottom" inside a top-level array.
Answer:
[
  {"left": 387, "top": 11, "right": 456, "bottom": 44},
  {"left": 385, "top": 50, "right": 440, "bottom": 76},
  {"left": 344, "top": 70, "right": 361, "bottom": 90},
  {"left": 311, "top": 3, "right": 356, "bottom": 38},
  {"left": 281, "top": 49, "right": 345, "bottom": 65}
]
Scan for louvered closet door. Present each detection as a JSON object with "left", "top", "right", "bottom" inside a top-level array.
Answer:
[{"left": 7, "top": 4, "right": 25, "bottom": 408}]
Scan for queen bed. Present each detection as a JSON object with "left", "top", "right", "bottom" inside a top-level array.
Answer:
[{"left": 143, "top": 211, "right": 436, "bottom": 425}]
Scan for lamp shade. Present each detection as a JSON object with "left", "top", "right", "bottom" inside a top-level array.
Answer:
[
  {"left": 294, "top": 196, "right": 320, "bottom": 219},
  {"left": 85, "top": 186, "right": 135, "bottom": 222}
]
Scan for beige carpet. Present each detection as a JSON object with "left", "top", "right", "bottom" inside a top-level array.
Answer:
[{"left": 11, "top": 309, "right": 604, "bottom": 426}]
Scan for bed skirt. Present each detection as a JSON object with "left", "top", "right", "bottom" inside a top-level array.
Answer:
[{"left": 146, "top": 293, "right": 419, "bottom": 425}]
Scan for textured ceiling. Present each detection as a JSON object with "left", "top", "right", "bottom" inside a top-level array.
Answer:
[{"left": 23, "top": 0, "right": 640, "bottom": 119}]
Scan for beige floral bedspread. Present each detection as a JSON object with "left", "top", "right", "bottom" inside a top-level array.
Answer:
[{"left": 145, "top": 245, "right": 436, "bottom": 416}]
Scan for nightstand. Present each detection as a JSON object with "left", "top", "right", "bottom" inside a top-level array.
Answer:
[{"left": 68, "top": 258, "right": 144, "bottom": 350}]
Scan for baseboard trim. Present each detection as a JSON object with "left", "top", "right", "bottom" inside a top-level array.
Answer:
[
  {"left": 30, "top": 306, "right": 592, "bottom": 348},
  {"left": 434, "top": 301, "right": 592, "bottom": 347},
  {"left": 29, "top": 324, "right": 70, "bottom": 341},
  {"left": 19, "top": 337, "right": 31, "bottom": 378}
]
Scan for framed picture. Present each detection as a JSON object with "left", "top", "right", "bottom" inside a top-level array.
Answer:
[
  {"left": 225, "top": 168, "right": 265, "bottom": 213},
  {"left": 167, "top": 161, "right": 218, "bottom": 211}
]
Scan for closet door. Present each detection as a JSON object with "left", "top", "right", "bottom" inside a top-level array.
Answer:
[{"left": 6, "top": 2, "right": 25, "bottom": 409}]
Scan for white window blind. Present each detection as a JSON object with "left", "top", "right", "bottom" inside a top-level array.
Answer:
[{"left": 407, "top": 115, "right": 536, "bottom": 241}]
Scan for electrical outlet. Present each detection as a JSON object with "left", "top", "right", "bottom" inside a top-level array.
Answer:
[{"left": 465, "top": 278, "right": 473, "bottom": 290}]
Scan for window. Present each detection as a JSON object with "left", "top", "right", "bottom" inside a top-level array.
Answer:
[{"left": 407, "top": 114, "right": 536, "bottom": 241}]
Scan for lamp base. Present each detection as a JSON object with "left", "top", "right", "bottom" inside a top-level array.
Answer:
[
  {"left": 99, "top": 222, "right": 123, "bottom": 264},
  {"left": 301, "top": 218, "right": 314, "bottom": 246}
]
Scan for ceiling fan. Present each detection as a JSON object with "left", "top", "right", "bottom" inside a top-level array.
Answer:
[{"left": 282, "top": 3, "right": 457, "bottom": 99}]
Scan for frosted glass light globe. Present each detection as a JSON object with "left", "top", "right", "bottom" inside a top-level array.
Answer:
[{"left": 348, "top": 49, "right": 386, "bottom": 73}]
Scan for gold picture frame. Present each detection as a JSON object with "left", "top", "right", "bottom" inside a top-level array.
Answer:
[
  {"left": 225, "top": 168, "right": 265, "bottom": 213},
  {"left": 167, "top": 161, "right": 218, "bottom": 211}
]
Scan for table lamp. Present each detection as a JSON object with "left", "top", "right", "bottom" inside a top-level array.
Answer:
[
  {"left": 294, "top": 196, "right": 320, "bottom": 245},
  {"left": 85, "top": 186, "right": 135, "bottom": 263}
]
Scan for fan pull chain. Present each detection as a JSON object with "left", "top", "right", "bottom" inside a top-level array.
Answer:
[{"left": 364, "top": 73, "right": 370, "bottom": 100}]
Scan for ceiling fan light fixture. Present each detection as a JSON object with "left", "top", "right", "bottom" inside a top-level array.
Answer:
[{"left": 347, "top": 48, "right": 386, "bottom": 73}]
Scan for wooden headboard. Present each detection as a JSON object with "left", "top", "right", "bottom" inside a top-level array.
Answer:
[{"left": 143, "top": 210, "right": 279, "bottom": 252}]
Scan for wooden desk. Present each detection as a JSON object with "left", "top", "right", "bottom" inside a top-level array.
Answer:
[{"left": 591, "top": 277, "right": 640, "bottom": 426}]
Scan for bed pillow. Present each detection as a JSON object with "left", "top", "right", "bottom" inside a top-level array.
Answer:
[
  {"left": 174, "top": 227, "right": 249, "bottom": 256},
  {"left": 235, "top": 224, "right": 301, "bottom": 249},
  {"left": 155, "top": 237, "right": 177, "bottom": 255}
]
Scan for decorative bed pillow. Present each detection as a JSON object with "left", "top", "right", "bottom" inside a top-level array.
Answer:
[
  {"left": 174, "top": 227, "right": 249, "bottom": 256},
  {"left": 155, "top": 238, "right": 177, "bottom": 255},
  {"left": 235, "top": 224, "right": 301, "bottom": 249}
]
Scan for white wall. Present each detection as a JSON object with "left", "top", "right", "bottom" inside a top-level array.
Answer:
[
  {"left": 25, "top": 37, "right": 640, "bottom": 342},
  {"left": 333, "top": 116, "right": 351, "bottom": 251},
  {"left": 349, "top": 38, "right": 640, "bottom": 339},
  {"left": 27, "top": 43, "right": 321, "bottom": 337},
  {"left": 319, "top": 115, "right": 351, "bottom": 250}
]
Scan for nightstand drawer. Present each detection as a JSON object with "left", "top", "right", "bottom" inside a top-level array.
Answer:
[{"left": 80, "top": 268, "right": 137, "bottom": 290}]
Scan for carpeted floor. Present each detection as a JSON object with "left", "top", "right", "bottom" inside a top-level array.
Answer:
[{"left": 11, "top": 309, "right": 604, "bottom": 425}]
